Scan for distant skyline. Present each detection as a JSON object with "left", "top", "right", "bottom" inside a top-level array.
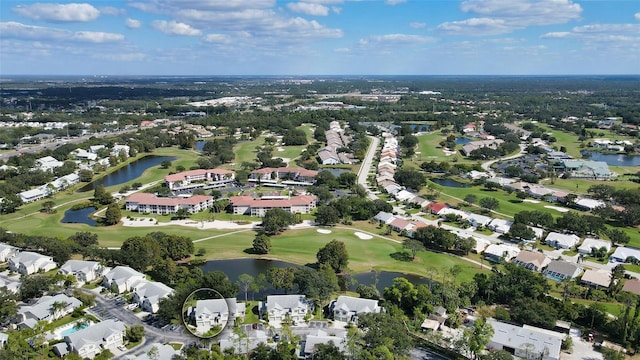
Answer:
[{"left": 1, "top": 0, "right": 639, "bottom": 76}]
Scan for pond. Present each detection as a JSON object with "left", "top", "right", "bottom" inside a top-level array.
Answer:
[
  {"left": 195, "top": 140, "right": 205, "bottom": 151},
  {"left": 199, "top": 258, "right": 430, "bottom": 299},
  {"left": 430, "top": 178, "right": 470, "bottom": 188},
  {"left": 455, "top": 137, "right": 471, "bottom": 145},
  {"left": 61, "top": 207, "right": 97, "bottom": 226},
  {"left": 581, "top": 151, "right": 640, "bottom": 167},
  {"left": 77, "top": 156, "right": 176, "bottom": 192},
  {"left": 407, "top": 124, "right": 431, "bottom": 132}
]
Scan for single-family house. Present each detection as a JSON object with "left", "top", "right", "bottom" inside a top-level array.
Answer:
[
  {"left": 132, "top": 281, "right": 174, "bottom": 313},
  {"left": 512, "top": 251, "right": 550, "bottom": 272},
  {"left": 483, "top": 244, "right": 520, "bottom": 262},
  {"left": 17, "top": 293, "right": 82, "bottom": 323},
  {"left": 394, "top": 190, "right": 415, "bottom": 202},
  {"left": 0, "top": 278, "right": 20, "bottom": 294},
  {"left": 574, "top": 198, "right": 606, "bottom": 212},
  {"left": 487, "top": 219, "right": 513, "bottom": 234},
  {"left": 389, "top": 218, "right": 415, "bottom": 233},
  {"left": 111, "top": 144, "right": 130, "bottom": 157},
  {"left": 102, "top": 266, "right": 146, "bottom": 293},
  {"left": 59, "top": 260, "right": 107, "bottom": 285},
  {"left": 609, "top": 247, "right": 640, "bottom": 263},
  {"left": 472, "top": 237, "right": 491, "bottom": 254},
  {"left": 189, "top": 298, "right": 230, "bottom": 333},
  {"left": 330, "top": 296, "right": 381, "bottom": 323},
  {"left": 622, "top": 279, "right": 640, "bottom": 296},
  {"left": 544, "top": 260, "right": 582, "bottom": 281},
  {"left": 580, "top": 269, "right": 611, "bottom": 289},
  {"left": 373, "top": 211, "right": 395, "bottom": 225},
  {"left": 0, "top": 243, "right": 19, "bottom": 263},
  {"left": 60, "top": 319, "right": 126, "bottom": 359},
  {"left": 303, "top": 332, "right": 346, "bottom": 359},
  {"left": 578, "top": 238, "right": 611, "bottom": 255},
  {"left": 8, "top": 251, "right": 57, "bottom": 275},
  {"left": 261, "top": 295, "right": 313, "bottom": 326},
  {"left": 407, "top": 196, "right": 430, "bottom": 208},
  {"left": 487, "top": 319, "right": 563, "bottom": 360},
  {"left": 71, "top": 149, "right": 98, "bottom": 161},
  {"left": 437, "top": 208, "right": 469, "bottom": 220},
  {"left": 466, "top": 213, "right": 493, "bottom": 227},
  {"left": 123, "top": 343, "right": 178, "bottom": 360},
  {"left": 545, "top": 232, "right": 580, "bottom": 250}
]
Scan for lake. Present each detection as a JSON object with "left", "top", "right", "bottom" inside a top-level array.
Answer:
[
  {"left": 195, "top": 140, "right": 205, "bottom": 151},
  {"left": 408, "top": 124, "right": 431, "bottom": 132},
  {"left": 430, "top": 178, "right": 470, "bottom": 188},
  {"left": 61, "top": 207, "right": 97, "bottom": 226},
  {"left": 199, "top": 258, "right": 430, "bottom": 299},
  {"left": 581, "top": 151, "right": 640, "bottom": 167},
  {"left": 77, "top": 156, "right": 176, "bottom": 192}
]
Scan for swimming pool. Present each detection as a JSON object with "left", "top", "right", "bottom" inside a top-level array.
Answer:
[{"left": 60, "top": 323, "right": 89, "bottom": 336}]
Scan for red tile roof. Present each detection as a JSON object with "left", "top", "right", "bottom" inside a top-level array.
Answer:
[
  {"left": 126, "top": 192, "right": 213, "bottom": 206},
  {"left": 165, "top": 168, "right": 233, "bottom": 182}
]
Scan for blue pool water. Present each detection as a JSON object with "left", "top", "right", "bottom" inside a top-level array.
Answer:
[{"left": 61, "top": 323, "right": 88, "bottom": 336}]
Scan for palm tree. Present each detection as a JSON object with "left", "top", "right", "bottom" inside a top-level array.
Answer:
[{"left": 49, "top": 301, "right": 68, "bottom": 320}]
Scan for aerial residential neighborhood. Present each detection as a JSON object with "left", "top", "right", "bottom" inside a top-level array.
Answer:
[{"left": 1, "top": 1, "right": 640, "bottom": 358}]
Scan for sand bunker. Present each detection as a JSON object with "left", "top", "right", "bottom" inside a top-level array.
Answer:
[
  {"left": 523, "top": 199, "right": 540, "bottom": 204},
  {"left": 544, "top": 205, "right": 570, "bottom": 213},
  {"left": 317, "top": 229, "right": 332, "bottom": 234},
  {"left": 354, "top": 232, "right": 373, "bottom": 240}
]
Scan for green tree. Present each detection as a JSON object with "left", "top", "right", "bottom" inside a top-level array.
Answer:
[
  {"left": 267, "top": 267, "right": 295, "bottom": 294},
  {"left": 479, "top": 197, "right": 499, "bottom": 210},
  {"left": 507, "top": 222, "right": 536, "bottom": 242},
  {"left": 174, "top": 207, "right": 190, "bottom": 219},
  {"left": 358, "top": 312, "right": 413, "bottom": 356},
  {"left": 93, "top": 185, "right": 114, "bottom": 205},
  {"left": 237, "top": 274, "right": 254, "bottom": 302},
  {"left": 41, "top": 200, "right": 56, "bottom": 214},
  {"left": 160, "top": 160, "right": 172, "bottom": 169},
  {"left": 464, "top": 194, "right": 477, "bottom": 204},
  {"left": 103, "top": 202, "right": 121, "bottom": 225},
  {"left": 313, "top": 341, "right": 346, "bottom": 360},
  {"left": 126, "top": 324, "right": 145, "bottom": 342},
  {"left": 317, "top": 240, "right": 349, "bottom": 273},
  {"left": 252, "top": 234, "right": 271, "bottom": 254},
  {"left": 261, "top": 208, "right": 296, "bottom": 235},
  {"left": 120, "top": 236, "right": 162, "bottom": 271},
  {"left": 403, "top": 239, "right": 425, "bottom": 260},
  {"left": 315, "top": 205, "right": 341, "bottom": 226}
]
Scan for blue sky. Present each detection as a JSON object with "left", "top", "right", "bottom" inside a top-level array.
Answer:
[{"left": 1, "top": 0, "right": 639, "bottom": 75}]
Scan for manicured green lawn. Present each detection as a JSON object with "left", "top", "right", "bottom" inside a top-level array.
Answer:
[
  {"left": 537, "top": 125, "right": 583, "bottom": 158},
  {"left": 570, "top": 299, "right": 623, "bottom": 317},
  {"left": 232, "top": 136, "right": 265, "bottom": 170},
  {"left": 417, "top": 132, "right": 449, "bottom": 161},
  {"left": 540, "top": 177, "right": 640, "bottom": 195}
]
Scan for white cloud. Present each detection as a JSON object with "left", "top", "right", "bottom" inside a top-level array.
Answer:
[
  {"left": 12, "top": 3, "right": 100, "bottom": 22},
  {"left": 334, "top": 47, "right": 350, "bottom": 53},
  {"left": 360, "top": 33, "right": 436, "bottom": 46},
  {"left": 100, "top": 6, "right": 125, "bottom": 16},
  {"left": 409, "top": 22, "right": 426, "bottom": 29},
  {"left": 460, "top": 0, "right": 582, "bottom": 26},
  {"left": 439, "top": 0, "right": 582, "bottom": 36},
  {"left": 0, "top": 21, "right": 123, "bottom": 43},
  {"left": 287, "top": 2, "right": 330, "bottom": 16},
  {"left": 126, "top": 18, "right": 142, "bottom": 29},
  {"left": 94, "top": 53, "right": 147, "bottom": 61},
  {"left": 385, "top": 0, "right": 407, "bottom": 5},
  {"left": 635, "top": 12, "right": 640, "bottom": 21},
  {"left": 541, "top": 32, "right": 570, "bottom": 39},
  {"left": 541, "top": 22, "right": 640, "bottom": 52},
  {"left": 152, "top": 20, "right": 202, "bottom": 36},
  {"left": 437, "top": 17, "right": 511, "bottom": 36},
  {"left": 572, "top": 24, "right": 640, "bottom": 33},
  {"left": 204, "top": 33, "right": 231, "bottom": 43}
]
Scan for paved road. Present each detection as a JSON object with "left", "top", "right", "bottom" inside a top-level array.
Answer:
[
  {"left": 82, "top": 289, "right": 195, "bottom": 358},
  {"left": 357, "top": 135, "right": 380, "bottom": 201},
  {"left": 480, "top": 144, "right": 526, "bottom": 177}
]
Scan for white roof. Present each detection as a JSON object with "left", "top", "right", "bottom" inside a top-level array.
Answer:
[
  {"left": 395, "top": 190, "right": 415, "bottom": 201},
  {"left": 466, "top": 213, "right": 493, "bottom": 226},
  {"left": 581, "top": 269, "right": 611, "bottom": 287},
  {"left": 333, "top": 296, "right": 380, "bottom": 315},
  {"left": 266, "top": 295, "right": 309, "bottom": 312},
  {"left": 578, "top": 238, "right": 611, "bottom": 253},
  {"left": 304, "top": 334, "right": 346, "bottom": 354},
  {"left": 488, "top": 319, "right": 563, "bottom": 360},
  {"left": 59, "top": 260, "right": 100, "bottom": 275},
  {"left": 10, "top": 251, "right": 54, "bottom": 268},
  {"left": 545, "top": 232, "right": 580, "bottom": 248},
  {"left": 610, "top": 247, "right": 640, "bottom": 262},
  {"left": 438, "top": 208, "right": 469, "bottom": 219},
  {"left": 484, "top": 244, "right": 520, "bottom": 260},
  {"left": 575, "top": 198, "right": 606, "bottom": 210}
]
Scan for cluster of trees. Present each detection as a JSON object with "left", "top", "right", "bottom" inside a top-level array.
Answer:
[
  {"left": 413, "top": 226, "right": 476, "bottom": 255},
  {"left": 198, "top": 137, "right": 237, "bottom": 168},
  {"left": 282, "top": 128, "right": 307, "bottom": 146},
  {"left": 315, "top": 196, "right": 392, "bottom": 225},
  {"left": 118, "top": 232, "right": 194, "bottom": 271},
  {"left": 420, "top": 160, "right": 483, "bottom": 175},
  {"left": 0, "top": 229, "right": 98, "bottom": 265},
  {"left": 587, "top": 186, "right": 640, "bottom": 227},
  {"left": 394, "top": 168, "right": 426, "bottom": 190}
]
